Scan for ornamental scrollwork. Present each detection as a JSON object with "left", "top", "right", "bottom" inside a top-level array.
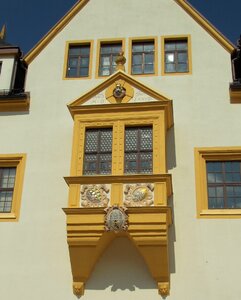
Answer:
[
  {"left": 124, "top": 183, "right": 154, "bottom": 207},
  {"left": 80, "top": 184, "right": 110, "bottom": 207}
]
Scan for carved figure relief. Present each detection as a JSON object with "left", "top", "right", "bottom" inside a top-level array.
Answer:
[
  {"left": 124, "top": 183, "right": 154, "bottom": 207},
  {"left": 80, "top": 184, "right": 110, "bottom": 207},
  {"left": 104, "top": 205, "right": 128, "bottom": 232}
]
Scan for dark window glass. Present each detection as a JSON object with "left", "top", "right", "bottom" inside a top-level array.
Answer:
[
  {"left": 0, "top": 167, "right": 16, "bottom": 213},
  {"left": 66, "top": 44, "right": 90, "bottom": 78},
  {"left": 206, "top": 161, "right": 241, "bottom": 209},
  {"left": 83, "top": 128, "right": 112, "bottom": 175},
  {"left": 99, "top": 43, "right": 122, "bottom": 76},
  {"left": 125, "top": 126, "right": 152, "bottom": 174},
  {"left": 164, "top": 39, "right": 188, "bottom": 73},
  {"left": 0, "top": 61, "right": 2, "bottom": 75},
  {"left": 131, "top": 41, "right": 155, "bottom": 75}
]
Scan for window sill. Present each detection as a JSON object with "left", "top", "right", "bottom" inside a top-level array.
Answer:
[
  {"left": 199, "top": 209, "right": 241, "bottom": 219},
  {"left": 0, "top": 212, "right": 18, "bottom": 222}
]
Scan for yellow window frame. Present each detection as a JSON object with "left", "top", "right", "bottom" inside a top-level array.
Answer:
[
  {"left": 0, "top": 154, "right": 26, "bottom": 221},
  {"left": 195, "top": 147, "right": 241, "bottom": 218}
]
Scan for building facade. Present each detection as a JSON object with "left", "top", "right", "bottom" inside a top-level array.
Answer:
[{"left": 1, "top": 1, "right": 241, "bottom": 299}]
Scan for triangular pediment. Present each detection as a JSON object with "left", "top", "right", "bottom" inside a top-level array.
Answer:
[
  {"left": 67, "top": 70, "right": 173, "bottom": 128},
  {"left": 68, "top": 70, "right": 171, "bottom": 107}
]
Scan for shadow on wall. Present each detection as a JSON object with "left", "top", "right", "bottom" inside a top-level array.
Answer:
[
  {"left": 86, "top": 237, "right": 156, "bottom": 292},
  {"left": 167, "top": 126, "right": 177, "bottom": 171}
]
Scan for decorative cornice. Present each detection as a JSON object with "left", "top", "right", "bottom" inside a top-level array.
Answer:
[{"left": 0, "top": 93, "right": 30, "bottom": 112}]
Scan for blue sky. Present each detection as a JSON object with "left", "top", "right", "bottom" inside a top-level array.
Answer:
[{"left": 0, "top": 0, "right": 240, "bottom": 55}]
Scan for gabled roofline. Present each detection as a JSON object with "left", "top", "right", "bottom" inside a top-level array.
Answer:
[
  {"left": 175, "top": 0, "right": 235, "bottom": 53},
  {"left": 24, "top": 0, "right": 89, "bottom": 64},
  {"left": 24, "top": 0, "right": 235, "bottom": 65}
]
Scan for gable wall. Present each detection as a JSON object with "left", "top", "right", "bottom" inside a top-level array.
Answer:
[{"left": 1, "top": 1, "right": 241, "bottom": 300}]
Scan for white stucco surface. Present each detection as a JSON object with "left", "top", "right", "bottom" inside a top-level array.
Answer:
[
  {"left": 0, "top": 56, "right": 15, "bottom": 90},
  {"left": 1, "top": 0, "right": 241, "bottom": 299}
]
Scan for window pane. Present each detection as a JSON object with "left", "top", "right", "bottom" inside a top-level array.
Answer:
[
  {"left": 176, "top": 41, "right": 188, "bottom": 50},
  {"left": 67, "top": 68, "right": 78, "bottom": 77},
  {"left": 165, "top": 63, "right": 175, "bottom": 73},
  {"left": 133, "top": 54, "right": 142, "bottom": 65},
  {"left": 165, "top": 53, "right": 174, "bottom": 63},
  {"left": 100, "top": 130, "right": 112, "bottom": 152},
  {"left": 144, "top": 64, "right": 154, "bottom": 74},
  {"left": 132, "top": 65, "right": 142, "bottom": 74},
  {"left": 100, "top": 67, "right": 110, "bottom": 76},
  {"left": 80, "top": 57, "right": 89, "bottom": 67},
  {"left": 101, "top": 56, "right": 111, "bottom": 66},
  {"left": 177, "top": 63, "right": 188, "bottom": 72},
  {"left": 79, "top": 68, "right": 89, "bottom": 77},
  {"left": 69, "top": 58, "right": 78, "bottom": 67},
  {"left": 143, "top": 43, "right": 154, "bottom": 52},
  {"left": 132, "top": 44, "right": 143, "bottom": 52},
  {"left": 85, "top": 130, "right": 98, "bottom": 152},
  {"left": 165, "top": 42, "right": 176, "bottom": 51},
  {"left": 125, "top": 128, "right": 138, "bottom": 151},
  {"left": 177, "top": 52, "right": 187, "bottom": 63},
  {"left": 140, "top": 127, "right": 152, "bottom": 150},
  {"left": 145, "top": 54, "right": 154, "bottom": 64},
  {"left": 69, "top": 46, "right": 82, "bottom": 55}
]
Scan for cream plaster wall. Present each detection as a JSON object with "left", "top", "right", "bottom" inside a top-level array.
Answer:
[
  {"left": 1, "top": 0, "right": 241, "bottom": 299},
  {"left": 0, "top": 56, "right": 15, "bottom": 90}
]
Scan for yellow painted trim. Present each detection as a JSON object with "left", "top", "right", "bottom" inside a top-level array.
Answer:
[
  {"left": 63, "top": 206, "right": 172, "bottom": 296},
  {"left": 0, "top": 154, "right": 26, "bottom": 222},
  {"left": 175, "top": 0, "right": 234, "bottom": 53},
  {"left": 195, "top": 147, "right": 241, "bottom": 219},
  {"left": 24, "top": 0, "right": 90, "bottom": 64},
  {"left": 68, "top": 70, "right": 172, "bottom": 107},
  {"left": 62, "top": 40, "right": 94, "bottom": 80},
  {"left": 128, "top": 36, "right": 158, "bottom": 77},
  {"left": 95, "top": 38, "right": 126, "bottom": 79},
  {"left": 161, "top": 35, "right": 192, "bottom": 76},
  {"left": 0, "top": 93, "right": 30, "bottom": 112},
  {"left": 229, "top": 86, "right": 241, "bottom": 103}
]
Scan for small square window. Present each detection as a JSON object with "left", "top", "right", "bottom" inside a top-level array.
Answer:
[
  {"left": 65, "top": 42, "right": 92, "bottom": 78},
  {"left": 130, "top": 40, "right": 156, "bottom": 75},
  {"left": 98, "top": 42, "right": 122, "bottom": 77},
  {"left": 162, "top": 36, "right": 191, "bottom": 75}
]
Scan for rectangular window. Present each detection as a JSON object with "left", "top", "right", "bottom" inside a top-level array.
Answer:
[
  {"left": 207, "top": 161, "right": 241, "bottom": 209},
  {"left": 98, "top": 42, "right": 122, "bottom": 76},
  {"left": 83, "top": 128, "right": 112, "bottom": 175},
  {"left": 66, "top": 43, "right": 91, "bottom": 78},
  {"left": 195, "top": 147, "right": 241, "bottom": 218},
  {"left": 131, "top": 40, "right": 155, "bottom": 75},
  {"left": 125, "top": 126, "right": 153, "bottom": 174},
  {"left": 164, "top": 38, "right": 189, "bottom": 73},
  {"left": 0, "top": 167, "right": 16, "bottom": 212},
  {"left": 0, "top": 154, "right": 26, "bottom": 222}
]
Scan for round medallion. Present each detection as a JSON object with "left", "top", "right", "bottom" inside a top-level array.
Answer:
[{"left": 105, "top": 206, "right": 128, "bottom": 232}]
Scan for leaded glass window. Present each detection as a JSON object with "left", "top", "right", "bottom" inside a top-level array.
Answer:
[
  {"left": 0, "top": 167, "right": 16, "bottom": 213},
  {"left": 131, "top": 41, "right": 155, "bottom": 75},
  {"left": 99, "top": 43, "right": 122, "bottom": 76},
  {"left": 83, "top": 128, "right": 112, "bottom": 175},
  {"left": 125, "top": 126, "right": 152, "bottom": 174},
  {"left": 207, "top": 161, "right": 241, "bottom": 209},
  {"left": 164, "top": 39, "right": 188, "bottom": 73},
  {"left": 66, "top": 44, "right": 90, "bottom": 78}
]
